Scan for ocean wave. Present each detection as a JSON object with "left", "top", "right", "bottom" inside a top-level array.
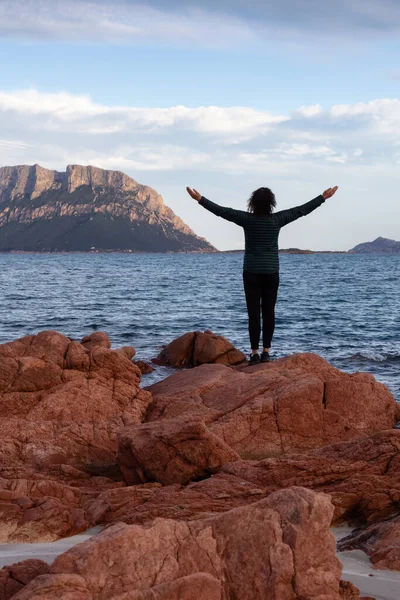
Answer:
[{"left": 344, "top": 352, "right": 400, "bottom": 365}]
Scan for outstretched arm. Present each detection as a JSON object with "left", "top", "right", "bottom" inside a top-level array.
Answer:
[
  {"left": 275, "top": 186, "right": 338, "bottom": 227},
  {"left": 186, "top": 186, "right": 249, "bottom": 227}
]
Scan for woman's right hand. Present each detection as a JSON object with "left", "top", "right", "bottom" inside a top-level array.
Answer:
[{"left": 186, "top": 187, "right": 202, "bottom": 202}]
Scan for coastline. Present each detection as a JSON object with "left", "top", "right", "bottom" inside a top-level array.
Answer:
[
  {"left": 222, "top": 248, "right": 348, "bottom": 254},
  {"left": 334, "top": 525, "right": 400, "bottom": 600},
  {"left": 0, "top": 249, "right": 377, "bottom": 255},
  {"left": 1, "top": 247, "right": 398, "bottom": 255}
]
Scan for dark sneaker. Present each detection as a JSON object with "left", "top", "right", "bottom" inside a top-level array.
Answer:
[
  {"left": 249, "top": 353, "right": 260, "bottom": 366},
  {"left": 260, "top": 351, "right": 270, "bottom": 363}
]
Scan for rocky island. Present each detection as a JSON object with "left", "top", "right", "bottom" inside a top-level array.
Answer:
[
  {"left": 0, "top": 164, "right": 215, "bottom": 253},
  {"left": 348, "top": 237, "right": 400, "bottom": 253},
  {"left": 0, "top": 328, "right": 399, "bottom": 599}
]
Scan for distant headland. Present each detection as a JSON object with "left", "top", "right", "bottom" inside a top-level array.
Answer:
[
  {"left": 224, "top": 237, "right": 400, "bottom": 255},
  {"left": 347, "top": 237, "right": 400, "bottom": 254},
  {"left": 0, "top": 164, "right": 215, "bottom": 253}
]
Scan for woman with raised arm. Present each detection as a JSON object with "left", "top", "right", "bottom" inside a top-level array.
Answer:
[{"left": 186, "top": 185, "right": 339, "bottom": 365}]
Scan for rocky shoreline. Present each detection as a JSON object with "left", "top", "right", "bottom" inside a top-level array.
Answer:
[{"left": 0, "top": 329, "right": 399, "bottom": 599}]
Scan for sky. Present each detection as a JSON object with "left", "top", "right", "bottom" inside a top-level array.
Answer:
[{"left": 1, "top": 0, "right": 400, "bottom": 250}]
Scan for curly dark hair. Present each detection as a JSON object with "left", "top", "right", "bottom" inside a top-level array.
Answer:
[{"left": 247, "top": 187, "right": 276, "bottom": 215}]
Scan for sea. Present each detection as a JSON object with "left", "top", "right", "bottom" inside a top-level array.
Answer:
[{"left": 1, "top": 252, "right": 399, "bottom": 401}]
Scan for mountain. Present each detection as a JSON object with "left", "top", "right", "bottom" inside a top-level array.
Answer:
[
  {"left": 0, "top": 164, "right": 215, "bottom": 252},
  {"left": 348, "top": 237, "right": 400, "bottom": 254}
]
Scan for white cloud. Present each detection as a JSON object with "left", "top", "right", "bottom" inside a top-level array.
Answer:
[
  {"left": 330, "top": 99, "right": 400, "bottom": 118},
  {"left": 278, "top": 143, "right": 333, "bottom": 157},
  {"left": 181, "top": 107, "right": 289, "bottom": 135},
  {"left": 3, "top": 89, "right": 399, "bottom": 148},
  {"left": 65, "top": 145, "right": 211, "bottom": 172},
  {"left": 0, "top": 89, "right": 399, "bottom": 176},
  {"left": 0, "top": 0, "right": 256, "bottom": 47},
  {"left": 0, "top": 90, "right": 288, "bottom": 139},
  {"left": 330, "top": 98, "right": 400, "bottom": 118},
  {"left": 2, "top": 0, "right": 400, "bottom": 48},
  {"left": 294, "top": 105, "right": 323, "bottom": 118},
  {"left": 0, "top": 89, "right": 107, "bottom": 119},
  {"left": 0, "top": 139, "right": 31, "bottom": 149}
]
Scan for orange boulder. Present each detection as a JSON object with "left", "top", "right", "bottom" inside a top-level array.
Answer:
[
  {"left": 153, "top": 331, "right": 245, "bottom": 368},
  {"left": 147, "top": 354, "right": 397, "bottom": 459},
  {"left": 20, "top": 488, "right": 345, "bottom": 600},
  {"left": 118, "top": 415, "right": 239, "bottom": 485}
]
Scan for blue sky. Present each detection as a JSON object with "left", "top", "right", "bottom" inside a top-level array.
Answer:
[{"left": 1, "top": 0, "right": 400, "bottom": 250}]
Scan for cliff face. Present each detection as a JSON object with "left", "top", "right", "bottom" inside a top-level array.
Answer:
[
  {"left": 0, "top": 164, "right": 215, "bottom": 252},
  {"left": 348, "top": 237, "right": 400, "bottom": 254}
]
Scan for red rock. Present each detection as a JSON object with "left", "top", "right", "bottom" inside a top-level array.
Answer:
[
  {"left": 0, "top": 331, "right": 150, "bottom": 471},
  {"left": 193, "top": 331, "right": 245, "bottom": 366},
  {"left": 134, "top": 360, "right": 154, "bottom": 374},
  {"left": 86, "top": 474, "right": 264, "bottom": 527},
  {"left": 113, "top": 573, "right": 222, "bottom": 599},
  {"left": 339, "top": 581, "right": 364, "bottom": 599},
  {"left": 12, "top": 574, "right": 90, "bottom": 599},
  {"left": 236, "top": 351, "right": 343, "bottom": 378},
  {"left": 147, "top": 354, "right": 397, "bottom": 459},
  {"left": 20, "top": 487, "right": 345, "bottom": 600},
  {"left": 117, "top": 416, "right": 239, "bottom": 485},
  {"left": 153, "top": 331, "right": 245, "bottom": 368},
  {"left": 0, "top": 331, "right": 69, "bottom": 368},
  {"left": 0, "top": 330, "right": 152, "bottom": 541},
  {"left": 0, "top": 560, "right": 49, "bottom": 600},
  {"left": 0, "top": 325, "right": 394, "bottom": 600},
  {"left": 223, "top": 429, "right": 400, "bottom": 524},
  {"left": 88, "top": 430, "right": 400, "bottom": 529},
  {"left": 0, "top": 475, "right": 89, "bottom": 542},
  {"left": 0, "top": 462, "right": 126, "bottom": 544},
  {"left": 81, "top": 332, "right": 111, "bottom": 351},
  {"left": 116, "top": 346, "right": 136, "bottom": 360},
  {"left": 153, "top": 333, "right": 194, "bottom": 368},
  {"left": 338, "top": 512, "right": 400, "bottom": 570}
]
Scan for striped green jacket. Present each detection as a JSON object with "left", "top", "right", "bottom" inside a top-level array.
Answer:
[{"left": 199, "top": 195, "right": 326, "bottom": 274}]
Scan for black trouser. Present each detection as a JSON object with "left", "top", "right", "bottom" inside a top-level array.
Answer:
[{"left": 243, "top": 270, "right": 280, "bottom": 350}]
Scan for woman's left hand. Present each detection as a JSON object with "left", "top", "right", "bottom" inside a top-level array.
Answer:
[
  {"left": 186, "top": 187, "right": 202, "bottom": 202},
  {"left": 322, "top": 186, "right": 339, "bottom": 199}
]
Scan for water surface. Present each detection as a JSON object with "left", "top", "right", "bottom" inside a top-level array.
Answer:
[{"left": 1, "top": 253, "right": 399, "bottom": 399}]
